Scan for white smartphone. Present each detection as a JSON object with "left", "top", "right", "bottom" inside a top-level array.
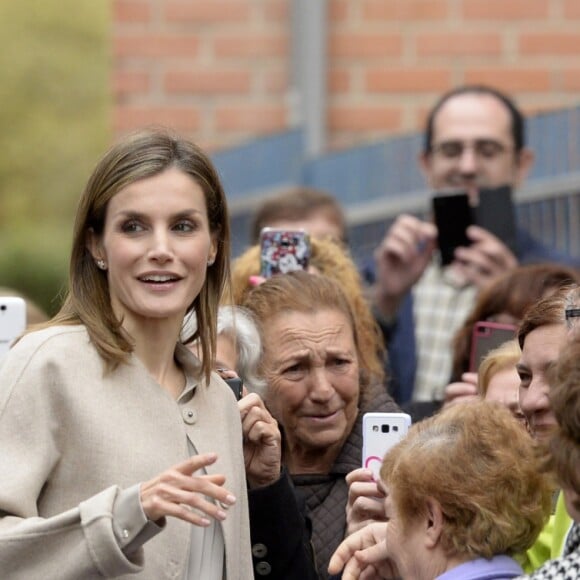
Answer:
[
  {"left": 362, "top": 412, "right": 412, "bottom": 479},
  {"left": 0, "top": 296, "right": 26, "bottom": 361}
]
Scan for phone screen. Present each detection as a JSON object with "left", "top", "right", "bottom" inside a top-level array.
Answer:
[
  {"left": 432, "top": 193, "right": 473, "bottom": 266},
  {"left": 362, "top": 412, "right": 411, "bottom": 479},
  {"left": 259, "top": 228, "right": 311, "bottom": 278},
  {"left": 469, "top": 321, "right": 517, "bottom": 372}
]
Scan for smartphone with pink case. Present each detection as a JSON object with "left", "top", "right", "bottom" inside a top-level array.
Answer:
[{"left": 469, "top": 320, "right": 517, "bottom": 373}]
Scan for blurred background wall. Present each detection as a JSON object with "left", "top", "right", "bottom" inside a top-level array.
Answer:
[
  {"left": 1, "top": 0, "right": 579, "bottom": 315},
  {"left": 112, "top": 0, "right": 580, "bottom": 150}
]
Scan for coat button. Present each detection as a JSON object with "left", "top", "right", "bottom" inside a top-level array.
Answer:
[
  {"left": 255, "top": 561, "right": 272, "bottom": 576},
  {"left": 182, "top": 408, "right": 197, "bottom": 424},
  {"left": 252, "top": 543, "right": 268, "bottom": 558}
]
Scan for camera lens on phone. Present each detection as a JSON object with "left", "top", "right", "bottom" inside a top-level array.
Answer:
[{"left": 381, "top": 424, "right": 390, "bottom": 433}]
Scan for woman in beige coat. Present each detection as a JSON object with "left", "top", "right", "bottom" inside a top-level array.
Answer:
[{"left": 0, "top": 130, "right": 257, "bottom": 579}]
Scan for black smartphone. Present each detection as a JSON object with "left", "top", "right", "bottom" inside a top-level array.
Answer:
[
  {"left": 474, "top": 185, "right": 518, "bottom": 256},
  {"left": 225, "top": 377, "right": 243, "bottom": 401},
  {"left": 432, "top": 193, "right": 473, "bottom": 266}
]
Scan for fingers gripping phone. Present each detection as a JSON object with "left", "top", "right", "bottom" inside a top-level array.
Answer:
[
  {"left": 469, "top": 321, "right": 517, "bottom": 373},
  {"left": 0, "top": 297, "right": 26, "bottom": 361},
  {"left": 362, "top": 412, "right": 411, "bottom": 479},
  {"left": 432, "top": 185, "right": 517, "bottom": 266},
  {"left": 259, "top": 228, "right": 311, "bottom": 278}
]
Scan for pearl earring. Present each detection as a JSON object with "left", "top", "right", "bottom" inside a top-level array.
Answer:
[
  {"left": 207, "top": 258, "right": 215, "bottom": 266},
  {"left": 96, "top": 259, "right": 107, "bottom": 270}
]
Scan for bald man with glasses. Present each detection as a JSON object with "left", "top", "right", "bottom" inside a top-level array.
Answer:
[{"left": 372, "top": 85, "right": 580, "bottom": 412}]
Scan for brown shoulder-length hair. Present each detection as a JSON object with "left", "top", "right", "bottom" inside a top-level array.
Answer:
[
  {"left": 33, "top": 128, "right": 230, "bottom": 382},
  {"left": 242, "top": 270, "right": 377, "bottom": 408},
  {"left": 380, "top": 401, "right": 552, "bottom": 560},
  {"left": 451, "top": 264, "right": 579, "bottom": 380},
  {"left": 517, "top": 285, "right": 578, "bottom": 349},
  {"left": 230, "top": 237, "right": 386, "bottom": 386}
]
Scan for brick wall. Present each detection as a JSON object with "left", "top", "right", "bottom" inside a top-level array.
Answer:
[{"left": 112, "top": 0, "right": 580, "bottom": 151}]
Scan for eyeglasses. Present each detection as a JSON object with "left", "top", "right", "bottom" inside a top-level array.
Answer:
[{"left": 431, "top": 140, "right": 513, "bottom": 161}]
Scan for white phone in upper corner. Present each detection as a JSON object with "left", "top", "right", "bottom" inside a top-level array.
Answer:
[
  {"left": 0, "top": 296, "right": 26, "bottom": 361},
  {"left": 362, "top": 412, "right": 412, "bottom": 479}
]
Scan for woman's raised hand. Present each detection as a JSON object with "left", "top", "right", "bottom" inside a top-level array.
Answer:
[{"left": 140, "top": 453, "right": 236, "bottom": 526}]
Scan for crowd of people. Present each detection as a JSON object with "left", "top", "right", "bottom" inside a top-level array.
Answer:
[{"left": 0, "top": 84, "right": 579, "bottom": 580}]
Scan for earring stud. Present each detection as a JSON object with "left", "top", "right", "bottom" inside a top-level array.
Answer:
[
  {"left": 96, "top": 259, "right": 107, "bottom": 270},
  {"left": 207, "top": 258, "right": 215, "bottom": 266}
]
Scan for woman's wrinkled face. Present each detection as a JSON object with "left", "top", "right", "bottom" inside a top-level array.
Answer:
[{"left": 261, "top": 308, "right": 360, "bottom": 454}]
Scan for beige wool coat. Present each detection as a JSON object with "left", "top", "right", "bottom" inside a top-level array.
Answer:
[{"left": 0, "top": 325, "right": 252, "bottom": 579}]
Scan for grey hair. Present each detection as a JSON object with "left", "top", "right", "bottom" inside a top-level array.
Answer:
[{"left": 183, "top": 305, "right": 266, "bottom": 394}]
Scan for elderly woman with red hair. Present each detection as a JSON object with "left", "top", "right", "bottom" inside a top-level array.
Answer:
[{"left": 329, "top": 401, "right": 552, "bottom": 579}]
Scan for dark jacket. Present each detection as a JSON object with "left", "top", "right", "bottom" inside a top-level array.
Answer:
[{"left": 248, "top": 469, "right": 319, "bottom": 579}]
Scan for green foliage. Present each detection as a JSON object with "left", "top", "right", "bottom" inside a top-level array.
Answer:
[
  {"left": 0, "top": 228, "right": 68, "bottom": 316},
  {"left": 0, "top": 0, "right": 110, "bottom": 314}
]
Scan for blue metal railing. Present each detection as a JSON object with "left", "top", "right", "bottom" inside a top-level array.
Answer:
[{"left": 214, "top": 106, "right": 580, "bottom": 262}]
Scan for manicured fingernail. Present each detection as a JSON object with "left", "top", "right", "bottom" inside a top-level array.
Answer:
[
  {"left": 249, "top": 276, "right": 261, "bottom": 286},
  {"left": 226, "top": 494, "right": 236, "bottom": 505},
  {"left": 200, "top": 518, "right": 211, "bottom": 526},
  {"left": 217, "top": 510, "right": 227, "bottom": 520}
]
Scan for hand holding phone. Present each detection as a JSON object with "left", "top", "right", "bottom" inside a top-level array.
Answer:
[
  {"left": 362, "top": 412, "right": 411, "bottom": 479},
  {"left": 259, "top": 228, "right": 311, "bottom": 278},
  {"left": 0, "top": 297, "right": 26, "bottom": 361},
  {"left": 432, "top": 185, "right": 517, "bottom": 268}
]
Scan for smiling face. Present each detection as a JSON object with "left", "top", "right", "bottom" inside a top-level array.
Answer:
[
  {"left": 517, "top": 324, "right": 569, "bottom": 442},
  {"left": 421, "top": 93, "right": 532, "bottom": 202},
  {"left": 261, "top": 308, "right": 360, "bottom": 470},
  {"left": 88, "top": 166, "right": 217, "bottom": 335}
]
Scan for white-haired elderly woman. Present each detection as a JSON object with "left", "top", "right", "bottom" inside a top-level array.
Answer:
[{"left": 184, "top": 304, "right": 262, "bottom": 391}]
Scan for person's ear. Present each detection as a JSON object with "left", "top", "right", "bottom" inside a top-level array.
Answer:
[
  {"left": 424, "top": 497, "right": 444, "bottom": 549},
  {"left": 86, "top": 228, "right": 106, "bottom": 267},
  {"left": 418, "top": 151, "right": 435, "bottom": 189},
  {"left": 208, "top": 234, "right": 218, "bottom": 267},
  {"left": 514, "top": 147, "right": 534, "bottom": 187}
]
